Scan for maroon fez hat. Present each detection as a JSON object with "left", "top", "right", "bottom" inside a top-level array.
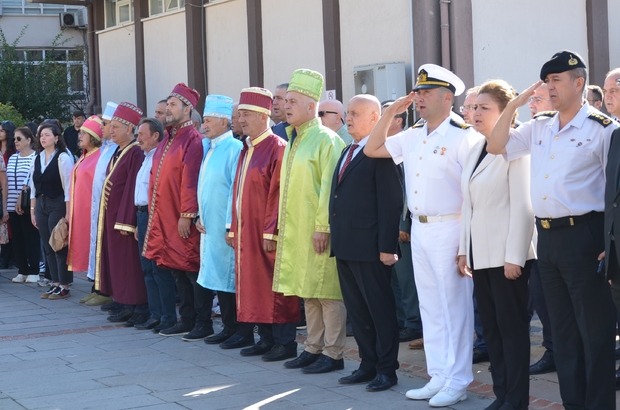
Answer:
[
  {"left": 238, "top": 87, "right": 273, "bottom": 116},
  {"left": 111, "top": 102, "right": 143, "bottom": 127},
  {"left": 169, "top": 83, "right": 200, "bottom": 109}
]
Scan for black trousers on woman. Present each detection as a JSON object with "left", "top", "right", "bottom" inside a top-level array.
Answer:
[
  {"left": 9, "top": 211, "right": 41, "bottom": 276},
  {"left": 473, "top": 260, "right": 532, "bottom": 410},
  {"left": 35, "top": 195, "right": 71, "bottom": 285}
]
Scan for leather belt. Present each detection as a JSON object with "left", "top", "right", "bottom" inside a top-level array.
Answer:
[
  {"left": 536, "top": 211, "right": 600, "bottom": 230},
  {"left": 417, "top": 214, "right": 460, "bottom": 223},
  {"left": 136, "top": 205, "right": 148, "bottom": 212}
]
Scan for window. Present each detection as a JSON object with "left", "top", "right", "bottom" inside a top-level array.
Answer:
[
  {"left": 149, "top": 0, "right": 184, "bottom": 17},
  {"left": 105, "top": 0, "right": 134, "bottom": 28},
  {"left": 0, "top": 0, "right": 84, "bottom": 16}
]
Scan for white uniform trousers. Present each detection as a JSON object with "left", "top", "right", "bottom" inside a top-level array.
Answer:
[{"left": 411, "top": 218, "right": 474, "bottom": 391}]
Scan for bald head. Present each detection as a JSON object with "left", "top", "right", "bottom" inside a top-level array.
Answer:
[
  {"left": 346, "top": 95, "right": 381, "bottom": 141},
  {"left": 318, "top": 99, "right": 345, "bottom": 132}
]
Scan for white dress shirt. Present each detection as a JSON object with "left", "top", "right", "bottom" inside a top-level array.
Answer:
[
  {"left": 505, "top": 103, "right": 618, "bottom": 219},
  {"left": 385, "top": 112, "right": 481, "bottom": 216},
  {"left": 134, "top": 148, "right": 155, "bottom": 206}
]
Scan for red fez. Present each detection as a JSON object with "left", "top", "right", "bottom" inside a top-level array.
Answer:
[
  {"left": 238, "top": 87, "right": 273, "bottom": 116},
  {"left": 169, "top": 83, "right": 200, "bottom": 109},
  {"left": 111, "top": 102, "right": 143, "bottom": 127}
]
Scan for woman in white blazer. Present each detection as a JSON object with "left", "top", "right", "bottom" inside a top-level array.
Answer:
[{"left": 457, "top": 80, "right": 535, "bottom": 410}]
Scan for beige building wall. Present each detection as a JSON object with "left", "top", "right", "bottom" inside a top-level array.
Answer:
[
  {"left": 143, "top": 11, "right": 188, "bottom": 116},
  {"left": 97, "top": 25, "right": 138, "bottom": 105},
  {"left": 471, "top": 0, "right": 588, "bottom": 91},
  {"left": 609, "top": 0, "right": 620, "bottom": 70},
  {"left": 2, "top": 15, "right": 84, "bottom": 48},
  {"left": 205, "top": 0, "right": 249, "bottom": 101},
  {"left": 261, "top": 0, "right": 326, "bottom": 94},
  {"left": 339, "top": 0, "right": 412, "bottom": 103}
]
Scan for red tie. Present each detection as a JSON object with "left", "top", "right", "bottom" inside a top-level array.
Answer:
[{"left": 338, "top": 144, "right": 359, "bottom": 182}]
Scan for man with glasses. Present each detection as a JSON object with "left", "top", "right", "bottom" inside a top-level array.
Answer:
[
  {"left": 318, "top": 99, "right": 352, "bottom": 144},
  {"left": 460, "top": 87, "right": 478, "bottom": 124},
  {"left": 528, "top": 83, "right": 554, "bottom": 118},
  {"left": 603, "top": 69, "right": 620, "bottom": 120},
  {"left": 587, "top": 85, "right": 604, "bottom": 110}
]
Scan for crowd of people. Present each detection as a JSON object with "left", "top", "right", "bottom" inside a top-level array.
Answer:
[{"left": 3, "top": 49, "right": 620, "bottom": 409}]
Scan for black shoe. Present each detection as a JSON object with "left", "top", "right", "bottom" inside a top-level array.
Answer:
[
  {"left": 284, "top": 351, "right": 320, "bottom": 369},
  {"left": 346, "top": 323, "right": 354, "bottom": 337},
  {"left": 204, "top": 330, "right": 233, "bottom": 345},
  {"left": 529, "top": 357, "right": 556, "bottom": 375},
  {"left": 365, "top": 374, "right": 397, "bottom": 392},
  {"left": 338, "top": 369, "right": 377, "bottom": 384},
  {"left": 262, "top": 343, "right": 298, "bottom": 362},
  {"left": 182, "top": 324, "right": 214, "bottom": 342},
  {"left": 159, "top": 322, "right": 193, "bottom": 336},
  {"left": 484, "top": 399, "right": 505, "bottom": 410},
  {"left": 399, "top": 327, "right": 423, "bottom": 342},
  {"left": 100, "top": 300, "right": 120, "bottom": 311},
  {"left": 240, "top": 340, "right": 274, "bottom": 356},
  {"left": 107, "top": 308, "right": 134, "bottom": 323},
  {"left": 123, "top": 313, "right": 149, "bottom": 327},
  {"left": 152, "top": 321, "right": 176, "bottom": 333},
  {"left": 472, "top": 348, "right": 490, "bottom": 364},
  {"left": 301, "top": 354, "right": 344, "bottom": 374},
  {"left": 135, "top": 318, "right": 160, "bottom": 330},
  {"left": 219, "top": 334, "right": 255, "bottom": 349}
]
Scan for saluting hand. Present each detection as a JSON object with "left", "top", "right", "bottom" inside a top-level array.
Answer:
[
  {"left": 510, "top": 80, "right": 544, "bottom": 108},
  {"left": 384, "top": 92, "right": 415, "bottom": 115}
]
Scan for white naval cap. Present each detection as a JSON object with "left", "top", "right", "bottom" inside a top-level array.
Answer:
[
  {"left": 413, "top": 64, "right": 465, "bottom": 96},
  {"left": 102, "top": 101, "right": 118, "bottom": 121}
]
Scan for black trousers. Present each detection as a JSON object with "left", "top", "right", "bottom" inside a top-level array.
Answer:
[
  {"left": 337, "top": 258, "right": 399, "bottom": 377},
  {"left": 527, "top": 260, "right": 554, "bottom": 361},
  {"left": 537, "top": 214, "right": 616, "bottom": 410},
  {"left": 9, "top": 211, "right": 40, "bottom": 276},
  {"left": 217, "top": 291, "right": 254, "bottom": 338},
  {"left": 473, "top": 261, "right": 532, "bottom": 410},
  {"left": 257, "top": 323, "right": 296, "bottom": 346},
  {"left": 171, "top": 270, "right": 213, "bottom": 328}
]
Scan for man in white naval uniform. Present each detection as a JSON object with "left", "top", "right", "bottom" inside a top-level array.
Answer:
[{"left": 365, "top": 64, "right": 481, "bottom": 407}]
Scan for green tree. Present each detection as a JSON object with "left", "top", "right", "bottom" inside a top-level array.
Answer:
[
  {"left": 0, "top": 102, "right": 25, "bottom": 126},
  {"left": 0, "top": 25, "right": 79, "bottom": 123}
]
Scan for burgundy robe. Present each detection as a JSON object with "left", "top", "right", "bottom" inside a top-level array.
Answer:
[
  {"left": 143, "top": 121, "right": 202, "bottom": 272},
  {"left": 94, "top": 142, "right": 147, "bottom": 304},
  {"left": 230, "top": 131, "right": 300, "bottom": 324}
]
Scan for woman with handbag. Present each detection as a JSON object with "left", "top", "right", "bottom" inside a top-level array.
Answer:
[
  {"left": 29, "top": 124, "right": 73, "bottom": 300},
  {"left": 9, "top": 127, "right": 40, "bottom": 283}
]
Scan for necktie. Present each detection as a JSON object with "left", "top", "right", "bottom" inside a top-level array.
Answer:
[{"left": 338, "top": 144, "right": 359, "bottom": 182}]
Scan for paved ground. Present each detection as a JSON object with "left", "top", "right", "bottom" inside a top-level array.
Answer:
[{"left": 0, "top": 269, "right": 617, "bottom": 409}]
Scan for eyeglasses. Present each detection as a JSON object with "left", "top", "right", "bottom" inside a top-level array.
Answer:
[
  {"left": 459, "top": 105, "right": 475, "bottom": 113},
  {"left": 318, "top": 111, "right": 339, "bottom": 117},
  {"left": 15, "top": 136, "right": 24, "bottom": 142},
  {"left": 528, "top": 96, "right": 549, "bottom": 104}
]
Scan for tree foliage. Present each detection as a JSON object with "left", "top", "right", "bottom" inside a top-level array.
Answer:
[
  {"left": 0, "top": 102, "right": 25, "bottom": 127},
  {"left": 0, "top": 25, "right": 80, "bottom": 123}
]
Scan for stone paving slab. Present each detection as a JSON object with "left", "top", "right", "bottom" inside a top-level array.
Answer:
[{"left": 1, "top": 269, "right": 615, "bottom": 409}]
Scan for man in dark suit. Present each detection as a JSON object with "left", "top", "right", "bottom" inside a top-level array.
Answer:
[
  {"left": 329, "top": 94, "right": 402, "bottom": 392},
  {"left": 603, "top": 125, "right": 620, "bottom": 389}
]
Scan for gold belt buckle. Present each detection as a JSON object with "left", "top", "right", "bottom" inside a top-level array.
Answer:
[
  {"left": 541, "top": 219, "right": 551, "bottom": 229},
  {"left": 419, "top": 215, "right": 428, "bottom": 223}
]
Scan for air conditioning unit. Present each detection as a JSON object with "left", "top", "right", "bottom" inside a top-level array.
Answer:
[
  {"left": 60, "top": 12, "right": 85, "bottom": 29},
  {"left": 353, "top": 62, "right": 407, "bottom": 103}
]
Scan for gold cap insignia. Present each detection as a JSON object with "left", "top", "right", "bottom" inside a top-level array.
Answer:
[
  {"left": 417, "top": 69, "right": 428, "bottom": 83},
  {"left": 568, "top": 55, "right": 578, "bottom": 66}
]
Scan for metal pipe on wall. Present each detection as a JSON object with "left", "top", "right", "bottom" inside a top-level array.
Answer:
[
  {"left": 439, "top": 0, "right": 450, "bottom": 69},
  {"left": 85, "top": 3, "right": 97, "bottom": 116}
]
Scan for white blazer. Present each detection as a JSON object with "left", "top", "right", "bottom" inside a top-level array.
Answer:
[{"left": 459, "top": 138, "right": 536, "bottom": 270}]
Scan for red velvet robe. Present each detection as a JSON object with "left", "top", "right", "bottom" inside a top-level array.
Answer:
[
  {"left": 94, "top": 142, "right": 147, "bottom": 304},
  {"left": 143, "top": 121, "right": 202, "bottom": 272},
  {"left": 230, "top": 131, "right": 300, "bottom": 324}
]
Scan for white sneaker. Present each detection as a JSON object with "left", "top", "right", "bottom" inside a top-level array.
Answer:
[
  {"left": 428, "top": 386, "right": 467, "bottom": 407},
  {"left": 37, "top": 277, "right": 52, "bottom": 287},
  {"left": 25, "top": 275, "right": 40, "bottom": 283},
  {"left": 405, "top": 382, "right": 443, "bottom": 400},
  {"left": 12, "top": 274, "right": 27, "bottom": 283}
]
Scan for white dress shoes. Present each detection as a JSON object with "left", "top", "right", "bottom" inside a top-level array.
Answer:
[
  {"left": 429, "top": 386, "right": 467, "bottom": 407},
  {"left": 405, "top": 382, "right": 443, "bottom": 400}
]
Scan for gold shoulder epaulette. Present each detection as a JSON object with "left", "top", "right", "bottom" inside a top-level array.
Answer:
[
  {"left": 587, "top": 112, "right": 613, "bottom": 127},
  {"left": 450, "top": 119, "right": 471, "bottom": 129},
  {"left": 411, "top": 119, "right": 425, "bottom": 129},
  {"left": 534, "top": 111, "right": 556, "bottom": 119}
]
